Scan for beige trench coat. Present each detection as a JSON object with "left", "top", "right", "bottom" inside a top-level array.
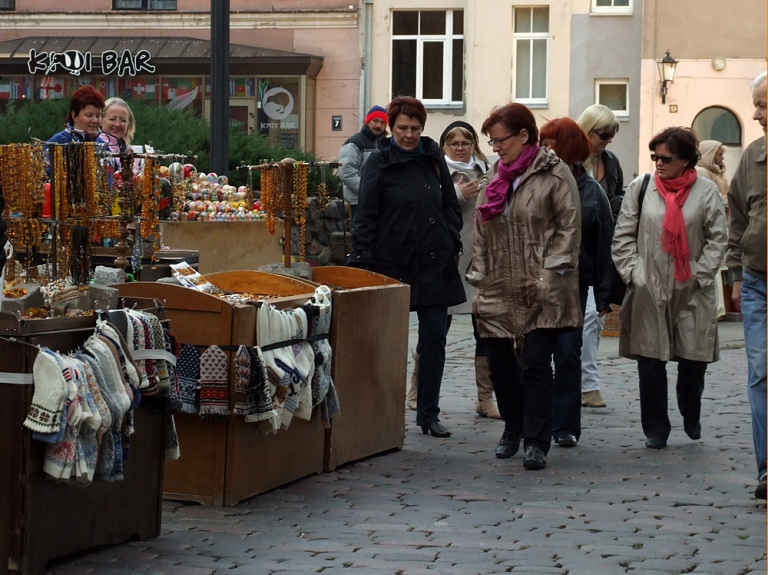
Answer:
[
  {"left": 612, "top": 174, "right": 727, "bottom": 362},
  {"left": 466, "top": 148, "right": 583, "bottom": 344}
]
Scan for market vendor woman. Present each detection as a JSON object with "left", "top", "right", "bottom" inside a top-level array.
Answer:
[
  {"left": 48, "top": 85, "right": 105, "bottom": 144},
  {"left": 348, "top": 96, "right": 465, "bottom": 439}
]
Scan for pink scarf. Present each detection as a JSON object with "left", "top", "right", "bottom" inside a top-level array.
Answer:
[
  {"left": 477, "top": 145, "right": 539, "bottom": 223},
  {"left": 654, "top": 168, "right": 697, "bottom": 282}
]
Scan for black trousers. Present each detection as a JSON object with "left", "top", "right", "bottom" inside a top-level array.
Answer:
[
  {"left": 485, "top": 329, "right": 561, "bottom": 453},
  {"left": 414, "top": 305, "right": 448, "bottom": 426},
  {"left": 637, "top": 355, "right": 707, "bottom": 440}
]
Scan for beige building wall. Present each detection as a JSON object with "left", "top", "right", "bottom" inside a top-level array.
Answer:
[
  {"left": 639, "top": 0, "right": 766, "bottom": 182},
  {"left": 368, "top": 1, "right": 572, "bottom": 158}
]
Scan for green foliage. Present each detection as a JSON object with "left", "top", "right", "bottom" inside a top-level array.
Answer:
[{"left": 0, "top": 98, "right": 340, "bottom": 194}]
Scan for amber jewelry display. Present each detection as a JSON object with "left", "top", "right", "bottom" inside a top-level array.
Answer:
[
  {"left": 260, "top": 164, "right": 282, "bottom": 234},
  {"left": 292, "top": 162, "right": 309, "bottom": 261}
]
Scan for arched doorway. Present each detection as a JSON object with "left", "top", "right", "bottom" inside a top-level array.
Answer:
[{"left": 692, "top": 106, "right": 742, "bottom": 184}]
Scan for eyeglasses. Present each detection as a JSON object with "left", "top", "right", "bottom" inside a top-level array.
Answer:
[
  {"left": 650, "top": 153, "right": 680, "bottom": 164},
  {"left": 487, "top": 134, "right": 516, "bottom": 147},
  {"left": 595, "top": 131, "right": 615, "bottom": 141},
  {"left": 447, "top": 141, "right": 473, "bottom": 149}
]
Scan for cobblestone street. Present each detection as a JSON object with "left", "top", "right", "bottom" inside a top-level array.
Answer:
[{"left": 45, "top": 316, "right": 766, "bottom": 575}]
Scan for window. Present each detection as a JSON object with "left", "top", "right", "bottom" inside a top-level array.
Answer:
[
  {"left": 113, "top": 0, "right": 176, "bottom": 9},
  {"left": 0, "top": 0, "right": 14, "bottom": 9},
  {"left": 391, "top": 10, "right": 464, "bottom": 107},
  {"left": 591, "top": 0, "right": 633, "bottom": 14},
  {"left": 692, "top": 107, "right": 742, "bottom": 146},
  {"left": 513, "top": 7, "right": 549, "bottom": 105},
  {"left": 596, "top": 80, "right": 629, "bottom": 118}
]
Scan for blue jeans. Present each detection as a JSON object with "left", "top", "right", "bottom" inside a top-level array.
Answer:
[
  {"left": 414, "top": 306, "right": 448, "bottom": 426},
  {"left": 552, "top": 285, "right": 588, "bottom": 440},
  {"left": 741, "top": 270, "right": 767, "bottom": 481}
]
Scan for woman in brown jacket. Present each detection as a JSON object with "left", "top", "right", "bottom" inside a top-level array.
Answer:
[{"left": 467, "top": 104, "right": 582, "bottom": 470}]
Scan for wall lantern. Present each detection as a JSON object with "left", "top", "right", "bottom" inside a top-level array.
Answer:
[{"left": 657, "top": 49, "right": 679, "bottom": 104}]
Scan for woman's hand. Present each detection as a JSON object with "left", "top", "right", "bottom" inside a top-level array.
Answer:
[{"left": 458, "top": 175, "right": 480, "bottom": 200}]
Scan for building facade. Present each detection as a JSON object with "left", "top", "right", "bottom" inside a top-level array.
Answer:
[{"left": 0, "top": 0, "right": 362, "bottom": 160}]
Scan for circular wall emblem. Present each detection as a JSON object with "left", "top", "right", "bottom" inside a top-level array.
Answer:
[{"left": 262, "top": 87, "right": 294, "bottom": 120}]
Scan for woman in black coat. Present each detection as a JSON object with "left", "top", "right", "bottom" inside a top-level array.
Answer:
[
  {"left": 349, "top": 96, "right": 466, "bottom": 438},
  {"left": 539, "top": 117, "right": 615, "bottom": 448}
]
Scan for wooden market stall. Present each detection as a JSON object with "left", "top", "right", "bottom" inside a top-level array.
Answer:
[
  {"left": 115, "top": 278, "right": 326, "bottom": 507},
  {"left": 311, "top": 267, "right": 410, "bottom": 471},
  {"left": 0, "top": 299, "right": 168, "bottom": 575}
]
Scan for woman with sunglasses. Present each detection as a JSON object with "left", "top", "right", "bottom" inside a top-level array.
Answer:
[
  {"left": 349, "top": 96, "right": 465, "bottom": 438},
  {"left": 612, "top": 127, "right": 727, "bottom": 449},
  {"left": 467, "top": 104, "right": 581, "bottom": 470},
  {"left": 576, "top": 104, "right": 625, "bottom": 409}
]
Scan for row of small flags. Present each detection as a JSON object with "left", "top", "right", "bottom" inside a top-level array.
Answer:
[{"left": 0, "top": 77, "right": 257, "bottom": 100}]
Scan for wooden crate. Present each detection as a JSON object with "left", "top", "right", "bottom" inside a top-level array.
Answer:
[
  {"left": 0, "top": 313, "right": 166, "bottom": 575},
  {"left": 311, "top": 267, "right": 410, "bottom": 471},
  {"left": 115, "top": 280, "right": 326, "bottom": 507}
]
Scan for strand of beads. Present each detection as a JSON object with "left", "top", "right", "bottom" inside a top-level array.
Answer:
[{"left": 292, "top": 162, "right": 308, "bottom": 261}]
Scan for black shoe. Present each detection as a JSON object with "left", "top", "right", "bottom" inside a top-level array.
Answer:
[
  {"left": 755, "top": 479, "right": 767, "bottom": 500},
  {"left": 523, "top": 445, "right": 547, "bottom": 470},
  {"left": 645, "top": 437, "right": 667, "bottom": 449},
  {"left": 555, "top": 433, "right": 578, "bottom": 448},
  {"left": 495, "top": 430, "right": 521, "bottom": 459},
  {"left": 684, "top": 422, "right": 701, "bottom": 440},
  {"left": 421, "top": 421, "right": 451, "bottom": 438}
]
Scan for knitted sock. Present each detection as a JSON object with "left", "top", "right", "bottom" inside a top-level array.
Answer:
[
  {"left": 198, "top": 345, "right": 230, "bottom": 419},
  {"left": 24, "top": 349, "right": 69, "bottom": 434},
  {"left": 176, "top": 344, "right": 201, "bottom": 414},
  {"left": 244, "top": 346, "right": 279, "bottom": 425},
  {"left": 233, "top": 345, "right": 251, "bottom": 416}
]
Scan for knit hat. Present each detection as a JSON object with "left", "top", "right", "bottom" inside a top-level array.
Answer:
[
  {"left": 24, "top": 349, "right": 69, "bottom": 434},
  {"left": 365, "top": 105, "right": 388, "bottom": 126},
  {"left": 198, "top": 345, "right": 230, "bottom": 419},
  {"left": 439, "top": 120, "right": 478, "bottom": 151},
  {"left": 176, "top": 344, "right": 201, "bottom": 414}
]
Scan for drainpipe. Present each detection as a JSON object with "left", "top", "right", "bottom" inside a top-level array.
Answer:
[{"left": 363, "top": 0, "right": 374, "bottom": 113}]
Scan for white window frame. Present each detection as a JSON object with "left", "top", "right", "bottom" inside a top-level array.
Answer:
[
  {"left": 390, "top": 9, "right": 464, "bottom": 108},
  {"left": 595, "top": 79, "right": 629, "bottom": 118},
  {"left": 513, "top": 7, "right": 549, "bottom": 107},
  {"left": 591, "top": 0, "right": 633, "bottom": 15}
]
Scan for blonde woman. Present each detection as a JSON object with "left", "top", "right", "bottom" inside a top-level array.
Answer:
[
  {"left": 576, "top": 104, "right": 625, "bottom": 409},
  {"left": 99, "top": 97, "right": 136, "bottom": 153}
]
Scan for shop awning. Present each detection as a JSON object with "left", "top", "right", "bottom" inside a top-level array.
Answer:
[{"left": 0, "top": 36, "right": 323, "bottom": 77}]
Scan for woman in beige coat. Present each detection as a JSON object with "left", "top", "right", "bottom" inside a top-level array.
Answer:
[
  {"left": 467, "top": 103, "right": 582, "bottom": 470},
  {"left": 612, "top": 127, "right": 727, "bottom": 449}
]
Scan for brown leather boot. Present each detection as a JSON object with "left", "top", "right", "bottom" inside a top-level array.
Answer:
[
  {"left": 475, "top": 356, "right": 501, "bottom": 419},
  {"left": 407, "top": 351, "right": 418, "bottom": 410}
]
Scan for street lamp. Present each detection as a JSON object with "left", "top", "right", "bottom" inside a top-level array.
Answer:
[{"left": 657, "top": 49, "right": 679, "bottom": 105}]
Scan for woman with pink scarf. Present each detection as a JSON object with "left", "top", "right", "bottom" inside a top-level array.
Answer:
[
  {"left": 466, "top": 104, "right": 582, "bottom": 471},
  {"left": 612, "top": 127, "right": 727, "bottom": 449}
]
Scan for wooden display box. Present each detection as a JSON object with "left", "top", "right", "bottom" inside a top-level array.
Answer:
[
  {"left": 115, "top": 280, "right": 325, "bottom": 507},
  {"left": 311, "top": 267, "right": 410, "bottom": 472},
  {"left": 159, "top": 220, "right": 284, "bottom": 274},
  {"left": 0, "top": 313, "right": 166, "bottom": 575}
]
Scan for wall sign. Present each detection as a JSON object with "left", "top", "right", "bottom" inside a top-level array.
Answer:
[
  {"left": 27, "top": 49, "right": 155, "bottom": 77},
  {"left": 332, "top": 115, "right": 342, "bottom": 131}
]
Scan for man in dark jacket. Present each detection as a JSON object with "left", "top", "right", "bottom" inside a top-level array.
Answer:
[{"left": 338, "top": 105, "right": 387, "bottom": 219}]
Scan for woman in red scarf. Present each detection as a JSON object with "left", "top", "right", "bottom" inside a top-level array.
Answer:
[
  {"left": 612, "top": 127, "right": 727, "bottom": 449},
  {"left": 467, "top": 104, "right": 582, "bottom": 470}
]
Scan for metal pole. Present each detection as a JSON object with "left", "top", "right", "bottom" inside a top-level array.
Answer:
[
  {"left": 210, "top": 0, "right": 230, "bottom": 176},
  {"left": 363, "top": 0, "right": 374, "bottom": 113}
]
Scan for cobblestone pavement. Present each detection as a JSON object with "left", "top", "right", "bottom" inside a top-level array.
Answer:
[{"left": 46, "top": 316, "right": 766, "bottom": 575}]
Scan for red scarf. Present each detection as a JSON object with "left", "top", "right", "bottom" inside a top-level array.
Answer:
[{"left": 653, "top": 168, "right": 697, "bottom": 282}]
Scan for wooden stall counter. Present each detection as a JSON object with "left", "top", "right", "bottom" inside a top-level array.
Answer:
[
  {"left": 0, "top": 312, "right": 166, "bottom": 575},
  {"left": 311, "top": 266, "right": 410, "bottom": 472},
  {"left": 115, "top": 280, "right": 325, "bottom": 507},
  {"left": 159, "top": 220, "right": 284, "bottom": 274}
]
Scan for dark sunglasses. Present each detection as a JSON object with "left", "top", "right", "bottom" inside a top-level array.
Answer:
[
  {"left": 595, "top": 131, "right": 615, "bottom": 141},
  {"left": 650, "top": 153, "right": 680, "bottom": 164}
]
